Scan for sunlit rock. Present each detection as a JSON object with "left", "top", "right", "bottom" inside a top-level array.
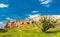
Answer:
[{"left": 4, "top": 20, "right": 14, "bottom": 28}]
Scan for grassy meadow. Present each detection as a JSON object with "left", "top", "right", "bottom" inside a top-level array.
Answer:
[{"left": 0, "top": 23, "right": 60, "bottom": 37}]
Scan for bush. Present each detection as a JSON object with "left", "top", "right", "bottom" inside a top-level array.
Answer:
[{"left": 41, "top": 17, "right": 54, "bottom": 32}]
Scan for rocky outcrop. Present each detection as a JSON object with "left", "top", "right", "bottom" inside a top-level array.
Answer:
[
  {"left": 15, "top": 20, "right": 23, "bottom": 26},
  {"left": 22, "top": 18, "right": 34, "bottom": 24},
  {"left": 4, "top": 16, "right": 53, "bottom": 28},
  {"left": 4, "top": 20, "right": 15, "bottom": 28},
  {"left": 4, "top": 18, "right": 35, "bottom": 28},
  {"left": 4, "top": 15, "right": 60, "bottom": 28},
  {"left": 15, "top": 18, "right": 34, "bottom": 26}
]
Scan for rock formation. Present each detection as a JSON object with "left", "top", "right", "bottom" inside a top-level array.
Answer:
[
  {"left": 15, "top": 18, "right": 34, "bottom": 26},
  {"left": 15, "top": 20, "right": 23, "bottom": 26},
  {"left": 22, "top": 18, "right": 33, "bottom": 24},
  {"left": 4, "top": 15, "right": 60, "bottom": 28},
  {"left": 4, "top": 20, "right": 15, "bottom": 28}
]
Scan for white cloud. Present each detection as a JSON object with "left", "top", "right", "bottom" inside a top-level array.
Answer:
[
  {"left": 28, "top": 14, "right": 40, "bottom": 19},
  {"left": 40, "top": 0, "right": 52, "bottom": 4},
  {"left": 32, "top": 10, "right": 39, "bottom": 13},
  {"left": 6, "top": 17, "right": 14, "bottom": 20},
  {"left": 39, "top": 0, "right": 52, "bottom": 7},
  {"left": 0, "top": 21, "right": 4, "bottom": 28},
  {"left": 0, "top": 22, "right": 3, "bottom": 25},
  {"left": 6, "top": 17, "right": 11, "bottom": 20},
  {"left": 50, "top": 15, "right": 60, "bottom": 20},
  {"left": 0, "top": 4, "right": 8, "bottom": 8}
]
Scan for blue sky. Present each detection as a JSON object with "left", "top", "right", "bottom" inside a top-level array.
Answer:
[{"left": 0, "top": 0, "right": 60, "bottom": 27}]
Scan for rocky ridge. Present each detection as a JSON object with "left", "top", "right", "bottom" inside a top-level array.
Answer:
[{"left": 4, "top": 15, "right": 60, "bottom": 28}]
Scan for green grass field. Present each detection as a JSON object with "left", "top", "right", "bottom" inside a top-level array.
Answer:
[{"left": 0, "top": 24, "right": 60, "bottom": 37}]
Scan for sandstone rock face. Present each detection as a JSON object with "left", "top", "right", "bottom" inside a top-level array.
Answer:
[
  {"left": 15, "top": 20, "right": 23, "bottom": 26},
  {"left": 23, "top": 18, "right": 31, "bottom": 24},
  {"left": 32, "top": 16, "right": 42, "bottom": 21},
  {"left": 31, "top": 15, "right": 59, "bottom": 22},
  {"left": 23, "top": 18, "right": 35, "bottom": 24},
  {"left": 4, "top": 21, "right": 14, "bottom": 28},
  {"left": 15, "top": 18, "right": 35, "bottom": 26},
  {"left": 4, "top": 18, "right": 35, "bottom": 28},
  {"left": 4, "top": 15, "right": 60, "bottom": 28}
]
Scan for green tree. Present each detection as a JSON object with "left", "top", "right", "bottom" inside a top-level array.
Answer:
[{"left": 41, "top": 16, "right": 54, "bottom": 32}]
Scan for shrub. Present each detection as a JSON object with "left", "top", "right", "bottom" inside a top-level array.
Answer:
[{"left": 41, "top": 17, "right": 54, "bottom": 32}]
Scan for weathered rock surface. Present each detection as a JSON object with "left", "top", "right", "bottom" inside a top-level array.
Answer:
[
  {"left": 4, "top": 15, "right": 60, "bottom": 28},
  {"left": 4, "top": 20, "right": 15, "bottom": 28}
]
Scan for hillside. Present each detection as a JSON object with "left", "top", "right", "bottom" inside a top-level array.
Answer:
[{"left": 0, "top": 15, "right": 60, "bottom": 37}]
